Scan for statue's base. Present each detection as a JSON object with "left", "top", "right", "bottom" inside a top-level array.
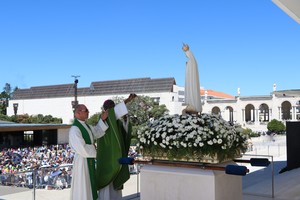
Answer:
[{"left": 140, "top": 163, "right": 242, "bottom": 200}]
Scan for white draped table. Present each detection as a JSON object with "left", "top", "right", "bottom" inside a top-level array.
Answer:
[{"left": 140, "top": 161, "right": 242, "bottom": 200}]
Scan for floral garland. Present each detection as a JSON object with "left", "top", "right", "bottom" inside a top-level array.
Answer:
[{"left": 137, "top": 113, "right": 249, "bottom": 163}]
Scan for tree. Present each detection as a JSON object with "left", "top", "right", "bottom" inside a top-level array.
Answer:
[
  {"left": 0, "top": 101, "right": 6, "bottom": 115},
  {"left": 88, "top": 95, "right": 169, "bottom": 145},
  {"left": 0, "top": 89, "right": 10, "bottom": 115},
  {"left": 0, "top": 113, "right": 62, "bottom": 124},
  {"left": 125, "top": 95, "right": 168, "bottom": 145},
  {"left": 86, "top": 112, "right": 101, "bottom": 125},
  {"left": 0, "top": 83, "right": 18, "bottom": 115},
  {"left": 267, "top": 119, "right": 286, "bottom": 134},
  {"left": 0, "top": 113, "right": 11, "bottom": 121}
]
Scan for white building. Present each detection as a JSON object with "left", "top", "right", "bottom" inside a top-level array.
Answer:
[
  {"left": 7, "top": 77, "right": 184, "bottom": 124},
  {"left": 7, "top": 77, "right": 300, "bottom": 132}
]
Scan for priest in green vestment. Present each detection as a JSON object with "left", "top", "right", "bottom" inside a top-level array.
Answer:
[
  {"left": 96, "top": 93, "right": 136, "bottom": 200},
  {"left": 69, "top": 104, "right": 109, "bottom": 200}
]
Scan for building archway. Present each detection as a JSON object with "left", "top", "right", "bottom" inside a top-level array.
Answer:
[
  {"left": 212, "top": 106, "right": 221, "bottom": 115},
  {"left": 245, "top": 104, "right": 255, "bottom": 122},
  {"left": 282, "top": 101, "right": 292, "bottom": 120},
  {"left": 225, "top": 106, "right": 234, "bottom": 123},
  {"left": 259, "top": 103, "right": 269, "bottom": 122},
  {"left": 296, "top": 100, "right": 300, "bottom": 120}
]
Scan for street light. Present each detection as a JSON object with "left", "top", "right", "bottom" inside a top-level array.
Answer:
[
  {"left": 13, "top": 103, "right": 18, "bottom": 115},
  {"left": 71, "top": 75, "right": 80, "bottom": 115}
]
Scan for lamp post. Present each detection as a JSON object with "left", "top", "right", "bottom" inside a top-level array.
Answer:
[
  {"left": 71, "top": 75, "right": 80, "bottom": 115},
  {"left": 13, "top": 103, "right": 18, "bottom": 115}
]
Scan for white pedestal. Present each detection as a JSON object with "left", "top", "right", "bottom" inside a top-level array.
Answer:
[{"left": 140, "top": 164, "right": 242, "bottom": 200}]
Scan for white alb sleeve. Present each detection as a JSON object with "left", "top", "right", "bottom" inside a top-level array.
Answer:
[{"left": 114, "top": 101, "right": 128, "bottom": 120}]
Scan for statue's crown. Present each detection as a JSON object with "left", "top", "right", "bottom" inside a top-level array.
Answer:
[{"left": 182, "top": 43, "right": 189, "bottom": 52}]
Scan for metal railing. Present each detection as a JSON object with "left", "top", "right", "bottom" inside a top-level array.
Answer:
[
  {"left": 0, "top": 164, "right": 73, "bottom": 200},
  {"left": 0, "top": 163, "right": 143, "bottom": 200}
]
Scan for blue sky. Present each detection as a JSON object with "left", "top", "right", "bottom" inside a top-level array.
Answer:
[{"left": 0, "top": 0, "right": 299, "bottom": 96}]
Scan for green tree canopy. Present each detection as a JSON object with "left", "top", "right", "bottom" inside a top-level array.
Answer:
[
  {"left": 267, "top": 119, "right": 286, "bottom": 134},
  {"left": 0, "top": 83, "right": 18, "bottom": 115},
  {"left": 88, "top": 95, "right": 169, "bottom": 144},
  {"left": 86, "top": 112, "right": 101, "bottom": 125},
  {"left": 0, "top": 113, "right": 62, "bottom": 124}
]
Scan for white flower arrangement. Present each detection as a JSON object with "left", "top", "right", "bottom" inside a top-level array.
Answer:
[{"left": 137, "top": 113, "right": 249, "bottom": 163}]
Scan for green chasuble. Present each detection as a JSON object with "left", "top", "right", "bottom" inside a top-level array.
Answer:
[
  {"left": 113, "top": 119, "right": 132, "bottom": 190},
  {"left": 96, "top": 108, "right": 132, "bottom": 190},
  {"left": 73, "top": 119, "right": 98, "bottom": 200}
]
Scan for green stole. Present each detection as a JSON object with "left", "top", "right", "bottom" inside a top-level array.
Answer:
[
  {"left": 96, "top": 108, "right": 132, "bottom": 190},
  {"left": 73, "top": 119, "right": 98, "bottom": 200}
]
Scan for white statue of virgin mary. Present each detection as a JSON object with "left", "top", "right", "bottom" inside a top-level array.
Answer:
[{"left": 182, "top": 43, "right": 202, "bottom": 113}]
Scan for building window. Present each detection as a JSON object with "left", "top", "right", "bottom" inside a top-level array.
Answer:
[
  {"left": 178, "top": 91, "right": 184, "bottom": 96},
  {"left": 151, "top": 97, "right": 160, "bottom": 105},
  {"left": 24, "top": 131, "right": 34, "bottom": 144}
]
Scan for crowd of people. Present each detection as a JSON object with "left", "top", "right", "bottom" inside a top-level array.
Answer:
[
  {"left": 0, "top": 144, "right": 74, "bottom": 189},
  {"left": 0, "top": 143, "right": 139, "bottom": 190}
]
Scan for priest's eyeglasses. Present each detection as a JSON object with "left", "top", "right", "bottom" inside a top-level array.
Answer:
[{"left": 79, "top": 109, "right": 89, "bottom": 113}]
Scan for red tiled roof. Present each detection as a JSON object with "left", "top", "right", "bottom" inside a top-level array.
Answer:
[{"left": 200, "top": 89, "right": 234, "bottom": 99}]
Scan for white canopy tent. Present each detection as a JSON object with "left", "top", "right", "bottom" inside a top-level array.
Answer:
[{"left": 272, "top": 0, "right": 300, "bottom": 24}]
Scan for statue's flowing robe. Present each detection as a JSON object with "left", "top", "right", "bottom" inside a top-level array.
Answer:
[{"left": 185, "top": 50, "right": 202, "bottom": 112}]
